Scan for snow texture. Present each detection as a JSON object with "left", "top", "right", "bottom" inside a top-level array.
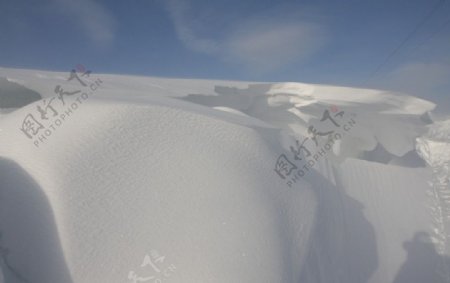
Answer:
[{"left": 0, "top": 67, "right": 449, "bottom": 282}]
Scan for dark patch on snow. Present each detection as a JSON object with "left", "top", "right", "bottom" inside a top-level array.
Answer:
[
  {"left": 0, "top": 158, "right": 73, "bottom": 282},
  {"left": 361, "top": 143, "right": 427, "bottom": 168},
  {"left": 0, "top": 77, "right": 41, "bottom": 109}
]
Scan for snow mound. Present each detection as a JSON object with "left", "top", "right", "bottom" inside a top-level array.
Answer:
[
  {"left": 0, "top": 67, "right": 447, "bottom": 283},
  {"left": 182, "top": 83, "right": 434, "bottom": 159},
  {"left": 0, "top": 96, "right": 318, "bottom": 282},
  {"left": 0, "top": 67, "right": 435, "bottom": 163}
]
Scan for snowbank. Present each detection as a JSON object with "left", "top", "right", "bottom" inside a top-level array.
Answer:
[{"left": 0, "top": 67, "right": 448, "bottom": 283}]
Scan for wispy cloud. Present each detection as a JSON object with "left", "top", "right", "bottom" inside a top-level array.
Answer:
[
  {"left": 53, "top": 0, "right": 116, "bottom": 45},
  {"left": 165, "top": 0, "right": 219, "bottom": 54},
  {"left": 164, "top": 0, "right": 326, "bottom": 74},
  {"left": 224, "top": 21, "right": 326, "bottom": 73}
]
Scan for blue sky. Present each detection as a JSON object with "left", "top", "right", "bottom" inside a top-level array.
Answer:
[{"left": 0, "top": 0, "right": 449, "bottom": 104}]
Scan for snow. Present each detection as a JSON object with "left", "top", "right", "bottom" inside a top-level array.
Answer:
[
  {"left": 0, "top": 66, "right": 449, "bottom": 282},
  {"left": 0, "top": 77, "right": 41, "bottom": 109},
  {"left": 417, "top": 119, "right": 450, "bottom": 258}
]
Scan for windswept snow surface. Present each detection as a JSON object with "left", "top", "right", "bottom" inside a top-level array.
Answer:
[
  {"left": 0, "top": 67, "right": 449, "bottom": 283},
  {"left": 417, "top": 119, "right": 450, "bottom": 255}
]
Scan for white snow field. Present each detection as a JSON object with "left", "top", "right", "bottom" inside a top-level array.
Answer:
[{"left": 0, "top": 67, "right": 449, "bottom": 283}]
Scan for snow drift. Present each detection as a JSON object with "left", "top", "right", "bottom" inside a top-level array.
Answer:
[{"left": 0, "top": 67, "right": 449, "bottom": 283}]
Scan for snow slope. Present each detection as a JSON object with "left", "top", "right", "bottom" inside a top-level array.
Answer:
[
  {"left": 417, "top": 119, "right": 450, "bottom": 255},
  {"left": 0, "top": 67, "right": 449, "bottom": 283}
]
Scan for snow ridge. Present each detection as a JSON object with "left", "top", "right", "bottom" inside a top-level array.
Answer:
[{"left": 417, "top": 119, "right": 450, "bottom": 255}]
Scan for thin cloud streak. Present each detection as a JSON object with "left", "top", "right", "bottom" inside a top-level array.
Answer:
[
  {"left": 165, "top": 0, "right": 219, "bottom": 54},
  {"left": 53, "top": 0, "right": 116, "bottom": 45},
  {"left": 224, "top": 21, "right": 326, "bottom": 73},
  {"left": 164, "top": 0, "right": 327, "bottom": 74}
]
